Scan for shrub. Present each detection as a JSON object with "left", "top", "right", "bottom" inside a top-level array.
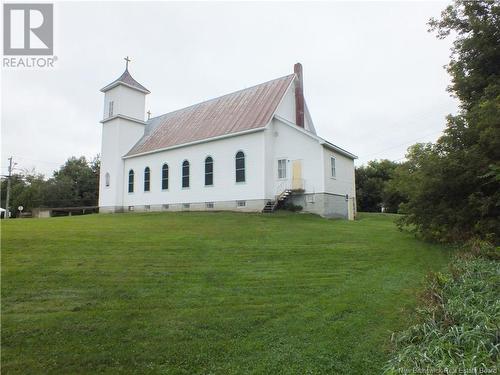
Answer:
[
  {"left": 282, "top": 202, "right": 303, "bottom": 212},
  {"left": 384, "top": 246, "right": 500, "bottom": 374},
  {"left": 465, "top": 238, "right": 500, "bottom": 261}
]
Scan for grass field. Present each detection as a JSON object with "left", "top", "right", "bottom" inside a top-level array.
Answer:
[{"left": 1, "top": 212, "right": 451, "bottom": 374}]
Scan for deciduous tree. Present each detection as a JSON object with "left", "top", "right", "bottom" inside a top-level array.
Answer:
[{"left": 397, "top": 0, "right": 500, "bottom": 242}]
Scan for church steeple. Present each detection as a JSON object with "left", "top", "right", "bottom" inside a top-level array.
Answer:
[
  {"left": 98, "top": 58, "right": 150, "bottom": 213},
  {"left": 100, "top": 57, "right": 150, "bottom": 122},
  {"left": 101, "top": 57, "right": 150, "bottom": 94}
]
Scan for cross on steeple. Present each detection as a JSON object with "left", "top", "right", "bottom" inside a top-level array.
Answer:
[
  {"left": 124, "top": 56, "right": 131, "bottom": 70},
  {"left": 147, "top": 110, "right": 151, "bottom": 120}
]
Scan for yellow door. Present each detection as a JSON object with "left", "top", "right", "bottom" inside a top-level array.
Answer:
[
  {"left": 348, "top": 197, "right": 354, "bottom": 220},
  {"left": 292, "top": 160, "right": 302, "bottom": 190}
]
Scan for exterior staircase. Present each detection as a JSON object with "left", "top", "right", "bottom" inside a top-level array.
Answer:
[{"left": 262, "top": 189, "right": 293, "bottom": 213}]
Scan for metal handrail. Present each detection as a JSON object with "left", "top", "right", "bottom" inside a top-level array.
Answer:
[{"left": 274, "top": 178, "right": 305, "bottom": 197}]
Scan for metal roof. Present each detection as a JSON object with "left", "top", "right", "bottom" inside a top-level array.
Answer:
[
  {"left": 101, "top": 69, "right": 150, "bottom": 94},
  {"left": 126, "top": 74, "right": 295, "bottom": 157}
]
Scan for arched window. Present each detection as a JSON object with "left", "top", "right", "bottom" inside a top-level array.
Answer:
[
  {"left": 205, "top": 156, "right": 213, "bottom": 186},
  {"left": 128, "top": 170, "right": 134, "bottom": 193},
  {"left": 182, "top": 160, "right": 190, "bottom": 188},
  {"left": 144, "top": 167, "right": 150, "bottom": 192},
  {"left": 235, "top": 151, "right": 245, "bottom": 183},
  {"left": 161, "top": 164, "right": 169, "bottom": 190},
  {"left": 105, "top": 172, "right": 110, "bottom": 187}
]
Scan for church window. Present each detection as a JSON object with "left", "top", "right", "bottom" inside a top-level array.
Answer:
[
  {"left": 182, "top": 160, "right": 190, "bottom": 188},
  {"left": 144, "top": 167, "right": 150, "bottom": 191},
  {"left": 278, "top": 159, "right": 287, "bottom": 179},
  {"left": 330, "top": 157, "right": 336, "bottom": 178},
  {"left": 235, "top": 151, "right": 245, "bottom": 183},
  {"left": 105, "top": 172, "right": 110, "bottom": 187},
  {"left": 161, "top": 164, "right": 169, "bottom": 190},
  {"left": 205, "top": 156, "right": 213, "bottom": 186},
  {"left": 108, "top": 101, "right": 114, "bottom": 117},
  {"left": 128, "top": 170, "right": 134, "bottom": 193}
]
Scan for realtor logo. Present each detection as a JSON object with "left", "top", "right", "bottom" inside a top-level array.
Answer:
[{"left": 3, "top": 3, "right": 53, "bottom": 55}]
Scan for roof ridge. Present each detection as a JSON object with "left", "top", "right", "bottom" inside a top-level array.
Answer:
[
  {"left": 101, "top": 68, "right": 150, "bottom": 93},
  {"left": 126, "top": 72, "right": 295, "bottom": 157},
  {"left": 147, "top": 73, "right": 295, "bottom": 123}
]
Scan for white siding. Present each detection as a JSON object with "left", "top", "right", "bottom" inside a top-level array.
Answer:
[
  {"left": 99, "top": 83, "right": 147, "bottom": 210},
  {"left": 264, "top": 118, "right": 325, "bottom": 198},
  {"left": 275, "top": 81, "right": 316, "bottom": 134},
  {"left": 322, "top": 147, "right": 356, "bottom": 198},
  {"left": 275, "top": 82, "right": 296, "bottom": 124},
  {"left": 103, "top": 85, "right": 146, "bottom": 121},
  {"left": 99, "top": 121, "right": 120, "bottom": 208},
  {"left": 122, "top": 131, "right": 266, "bottom": 207},
  {"left": 99, "top": 118, "right": 146, "bottom": 209}
]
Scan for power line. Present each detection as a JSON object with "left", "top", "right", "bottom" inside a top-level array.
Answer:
[{"left": 358, "top": 129, "right": 443, "bottom": 160}]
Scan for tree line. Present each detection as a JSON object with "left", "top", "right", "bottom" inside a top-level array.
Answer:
[
  {"left": 356, "top": 0, "right": 499, "bottom": 244},
  {"left": 0, "top": 156, "right": 100, "bottom": 215},
  {"left": 2, "top": 2, "right": 498, "bottom": 245}
]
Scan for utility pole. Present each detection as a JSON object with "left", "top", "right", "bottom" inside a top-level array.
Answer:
[{"left": 5, "top": 157, "right": 13, "bottom": 220}]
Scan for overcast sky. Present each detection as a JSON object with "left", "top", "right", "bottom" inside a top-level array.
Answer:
[{"left": 1, "top": 1, "right": 458, "bottom": 177}]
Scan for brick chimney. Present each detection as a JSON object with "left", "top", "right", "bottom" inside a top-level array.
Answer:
[{"left": 294, "top": 62, "right": 305, "bottom": 128}]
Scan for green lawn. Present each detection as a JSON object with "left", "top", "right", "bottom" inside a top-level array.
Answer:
[{"left": 1, "top": 212, "right": 451, "bottom": 374}]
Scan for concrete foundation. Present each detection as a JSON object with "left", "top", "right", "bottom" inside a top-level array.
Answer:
[
  {"left": 99, "top": 194, "right": 352, "bottom": 219},
  {"left": 290, "top": 193, "right": 349, "bottom": 219},
  {"left": 100, "top": 199, "right": 268, "bottom": 214}
]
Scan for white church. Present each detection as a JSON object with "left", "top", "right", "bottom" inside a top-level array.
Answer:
[{"left": 98, "top": 60, "right": 357, "bottom": 219}]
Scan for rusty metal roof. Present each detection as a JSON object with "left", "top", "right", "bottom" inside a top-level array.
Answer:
[
  {"left": 126, "top": 74, "right": 295, "bottom": 157},
  {"left": 101, "top": 69, "right": 150, "bottom": 94}
]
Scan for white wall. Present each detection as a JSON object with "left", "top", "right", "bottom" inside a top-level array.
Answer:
[
  {"left": 99, "top": 121, "right": 119, "bottom": 208},
  {"left": 274, "top": 80, "right": 316, "bottom": 134},
  {"left": 99, "top": 118, "right": 146, "bottom": 208},
  {"left": 103, "top": 85, "right": 146, "bottom": 121},
  {"left": 121, "top": 131, "right": 266, "bottom": 207},
  {"left": 264, "top": 117, "right": 356, "bottom": 200},
  {"left": 275, "top": 82, "right": 296, "bottom": 124},
  {"left": 99, "top": 83, "right": 147, "bottom": 209},
  {"left": 322, "top": 147, "right": 356, "bottom": 198},
  {"left": 264, "top": 118, "right": 325, "bottom": 198},
  {"left": 263, "top": 123, "right": 275, "bottom": 198}
]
